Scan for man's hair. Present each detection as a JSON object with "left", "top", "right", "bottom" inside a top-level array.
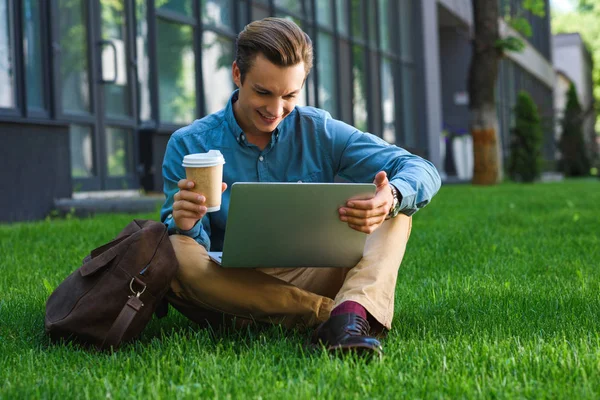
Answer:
[{"left": 235, "top": 17, "right": 313, "bottom": 83}]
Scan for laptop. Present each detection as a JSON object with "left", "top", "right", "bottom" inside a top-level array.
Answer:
[{"left": 208, "top": 182, "right": 376, "bottom": 268}]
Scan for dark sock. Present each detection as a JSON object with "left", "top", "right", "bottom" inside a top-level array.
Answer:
[{"left": 330, "top": 301, "right": 367, "bottom": 320}]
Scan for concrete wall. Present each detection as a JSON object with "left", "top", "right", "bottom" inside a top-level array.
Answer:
[{"left": 0, "top": 122, "right": 72, "bottom": 222}]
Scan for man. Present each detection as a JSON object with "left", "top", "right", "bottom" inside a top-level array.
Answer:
[{"left": 161, "top": 17, "right": 441, "bottom": 356}]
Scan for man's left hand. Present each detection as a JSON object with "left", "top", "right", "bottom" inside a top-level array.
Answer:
[{"left": 338, "top": 171, "right": 394, "bottom": 234}]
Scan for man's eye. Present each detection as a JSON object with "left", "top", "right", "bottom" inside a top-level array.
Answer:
[
  {"left": 256, "top": 90, "right": 268, "bottom": 95},
  {"left": 285, "top": 94, "right": 296, "bottom": 99}
]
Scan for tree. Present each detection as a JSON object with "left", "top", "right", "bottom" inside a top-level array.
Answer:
[
  {"left": 559, "top": 82, "right": 591, "bottom": 176},
  {"left": 509, "top": 91, "right": 543, "bottom": 182},
  {"left": 468, "top": 0, "right": 546, "bottom": 185},
  {"left": 552, "top": 1, "right": 600, "bottom": 162}
]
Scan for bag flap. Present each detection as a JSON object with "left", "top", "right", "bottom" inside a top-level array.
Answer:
[
  {"left": 90, "top": 235, "right": 129, "bottom": 258},
  {"left": 79, "top": 247, "right": 119, "bottom": 277}
]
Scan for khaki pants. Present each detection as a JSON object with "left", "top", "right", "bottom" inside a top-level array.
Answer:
[{"left": 167, "top": 214, "right": 412, "bottom": 331}]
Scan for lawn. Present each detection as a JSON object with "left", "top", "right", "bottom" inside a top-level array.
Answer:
[{"left": 1, "top": 180, "right": 599, "bottom": 399}]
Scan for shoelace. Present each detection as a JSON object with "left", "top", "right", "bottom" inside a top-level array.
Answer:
[{"left": 345, "top": 315, "right": 370, "bottom": 336}]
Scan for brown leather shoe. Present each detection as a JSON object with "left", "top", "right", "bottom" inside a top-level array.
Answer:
[{"left": 311, "top": 313, "right": 383, "bottom": 356}]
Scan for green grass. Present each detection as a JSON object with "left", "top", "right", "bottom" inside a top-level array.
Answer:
[{"left": 1, "top": 180, "right": 599, "bottom": 399}]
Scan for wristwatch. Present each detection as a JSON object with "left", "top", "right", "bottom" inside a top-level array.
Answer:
[{"left": 387, "top": 184, "right": 402, "bottom": 219}]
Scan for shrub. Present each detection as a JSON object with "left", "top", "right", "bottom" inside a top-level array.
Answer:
[
  {"left": 508, "top": 91, "right": 543, "bottom": 182},
  {"left": 559, "top": 82, "right": 590, "bottom": 176}
]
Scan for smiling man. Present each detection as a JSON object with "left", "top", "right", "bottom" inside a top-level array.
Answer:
[{"left": 161, "top": 17, "right": 441, "bottom": 356}]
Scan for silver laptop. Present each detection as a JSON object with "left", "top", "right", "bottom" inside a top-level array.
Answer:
[{"left": 208, "top": 182, "right": 376, "bottom": 268}]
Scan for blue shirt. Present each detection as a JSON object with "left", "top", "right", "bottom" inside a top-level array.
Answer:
[{"left": 161, "top": 91, "right": 441, "bottom": 251}]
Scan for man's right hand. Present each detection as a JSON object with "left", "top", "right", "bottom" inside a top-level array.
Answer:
[{"left": 172, "top": 179, "right": 227, "bottom": 232}]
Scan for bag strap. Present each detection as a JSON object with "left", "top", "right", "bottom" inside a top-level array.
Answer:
[{"left": 101, "top": 295, "right": 144, "bottom": 350}]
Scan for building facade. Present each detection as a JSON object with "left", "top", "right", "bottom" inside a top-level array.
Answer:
[
  {"left": 552, "top": 33, "right": 598, "bottom": 164},
  {"left": 0, "top": 0, "right": 555, "bottom": 222}
]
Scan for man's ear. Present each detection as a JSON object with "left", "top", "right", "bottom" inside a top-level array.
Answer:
[{"left": 232, "top": 61, "right": 241, "bottom": 88}]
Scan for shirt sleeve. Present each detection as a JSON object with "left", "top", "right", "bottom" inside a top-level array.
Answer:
[
  {"left": 326, "top": 116, "right": 442, "bottom": 216},
  {"left": 160, "top": 133, "right": 211, "bottom": 250}
]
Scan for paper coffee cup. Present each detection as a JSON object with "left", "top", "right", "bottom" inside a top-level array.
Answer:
[{"left": 182, "top": 150, "right": 226, "bottom": 212}]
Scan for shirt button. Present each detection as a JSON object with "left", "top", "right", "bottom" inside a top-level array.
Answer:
[
  {"left": 259, "top": 156, "right": 264, "bottom": 162},
  {"left": 241, "top": 134, "right": 245, "bottom": 140}
]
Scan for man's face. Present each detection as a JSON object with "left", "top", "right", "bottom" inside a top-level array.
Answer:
[{"left": 232, "top": 54, "right": 305, "bottom": 137}]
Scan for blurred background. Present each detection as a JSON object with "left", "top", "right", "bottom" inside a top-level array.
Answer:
[{"left": 0, "top": 0, "right": 597, "bottom": 222}]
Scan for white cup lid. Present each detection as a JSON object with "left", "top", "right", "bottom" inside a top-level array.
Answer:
[{"left": 182, "top": 150, "right": 226, "bottom": 168}]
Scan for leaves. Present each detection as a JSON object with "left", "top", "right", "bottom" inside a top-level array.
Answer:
[{"left": 495, "top": 37, "right": 526, "bottom": 53}]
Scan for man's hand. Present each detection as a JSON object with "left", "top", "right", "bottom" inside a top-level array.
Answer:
[
  {"left": 173, "top": 179, "right": 227, "bottom": 231},
  {"left": 338, "top": 171, "right": 393, "bottom": 234}
]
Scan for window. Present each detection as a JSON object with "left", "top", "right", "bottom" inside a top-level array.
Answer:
[
  {"left": 201, "top": 31, "right": 234, "bottom": 114},
  {"left": 201, "top": 0, "right": 234, "bottom": 30},
  {"left": 70, "top": 125, "right": 95, "bottom": 178},
  {"left": 158, "top": 0, "right": 193, "bottom": 17},
  {"left": 352, "top": 45, "right": 367, "bottom": 132},
  {"left": 335, "top": 0, "right": 348, "bottom": 35},
  {"left": 317, "top": 32, "right": 337, "bottom": 117},
  {"left": 58, "top": 0, "right": 90, "bottom": 114},
  {"left": 381, "top": 58, "right": 395, "bottom": 143},
  {"left": 316, "top": 0, "right": 333, "bottom": 26},
  {"left": 156, "top": 19, "right": 196, "bottom": 124},
  {"left": 136, "top": 0, "right": 151, "bottom": 121},
  {"left": 0, "top": 0, "right": 15, "bottom": 109},
  {"left": 106, "top": 127, "right": 134, "bottom": 177},
  {"left": 23, "top": 0, "right": 45, "bottom": 111}
]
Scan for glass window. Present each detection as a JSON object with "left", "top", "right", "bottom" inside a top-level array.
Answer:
[
  {"left": 350, "top": 0, "right": 363, "bottom": 40},
  {"left": 23, "top": 0, "right": 45, "bottom": 110},
  {"left": 101, "top": 0, "right": 131, "bottom": 118},
  {"left": 399, "top": 0, "right": 412, "bottom": 60},
  {"left": 378, "top": 0, "right": 390, "bottom": 52},
  {"left": 274, "top": 0, "right": 302, "bottom": 16},
  {"left": 201, "top": 0, "right": 233, "bottom": 30},
  {"left": 0, "top": 0, "right": 15, "bottom": 108},
  {"left": 317, "top": 31, "right": 337, "bottom": 117},
  {"left": 157, "top": 19, "right": 196, "bottom": 124},
  {"left": 70, "top": 125, "right": 95, "bottom": 178},
  {"left": 251, "top": 3, "right": 270, "bottom": 20},
  {"left": 316, "top": 0, "right": 333, "bottom": 26},
  {"left": 58, "top": 0, "right": 90, "bottom": 113},
  {"left": 335, "top": 0, "right": 348, "bottom": 35},
  {"left": 136, "top": 0, "right": 151, "bottom": 121},
  {"left": 402, "top": 66, "right": 416, "bottom": 147},
  {"left": 106, "top": 127, "right": 134, "bottom": 177},
  {"left": 158, "top": 0, "right": 193, "bottom": 16},
  {"left": 381, "top": 58, "right": 395, "bottom": 144},
  {"left": 352, "top": 45, "right": 367, "bottom": 132},
  {"left": 367, "top": 1, "right": 376, "bottom": 47},
  {"left": 275, "top": 12, "right": 302, "bottom": 27},
  {"left": 201, "top": 31, "right": 234, "bottom": 115}
]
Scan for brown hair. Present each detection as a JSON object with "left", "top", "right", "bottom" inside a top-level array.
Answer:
[{"left": 235, "top": 17, "right": 313, "bottom": 83}]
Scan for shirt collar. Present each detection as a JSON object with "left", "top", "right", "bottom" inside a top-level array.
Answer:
[
  {"left": 224, "top": 89, "right": 284, "bottom": 146},
  {"left": 224, "top": 90, "right": 245, "bottom": 144}
]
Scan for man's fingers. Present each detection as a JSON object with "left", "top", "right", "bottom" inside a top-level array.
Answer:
[
  {"left": 175, "top": 190, "right": 205, "bottom": 204},
  {"left": 173, "top": 200, "right": 207, "bottom": 213},
  {"left": 344, "top": 198, "right": 387, "bottom": 211},
  {"left": 222, "top": 182, "right": 228, "bottom": 193},
  {"left": 174, "top": 210, "right": 203, "bottom": 220},
  {"left": 342, "top": 214, "right": 384, "bottom": 227},
  {"left": 178, "top": 179, "right": 195, "bottom": 189}
]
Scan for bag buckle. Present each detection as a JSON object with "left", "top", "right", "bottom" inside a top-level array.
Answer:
[{"left": 129, "top": 277, "right": 147, "bottom": 298}]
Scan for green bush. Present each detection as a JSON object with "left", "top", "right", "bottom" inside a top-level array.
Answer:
[
  {"left": 559, "top": 83, "right": 590, "bottom": 176},
  {"left": 508, "top": 91, "right": 543, "bottom": 182}
]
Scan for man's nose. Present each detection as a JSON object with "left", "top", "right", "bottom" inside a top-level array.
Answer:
[{"left": 265, "top": 98, "right": 284, "bottom": 117}]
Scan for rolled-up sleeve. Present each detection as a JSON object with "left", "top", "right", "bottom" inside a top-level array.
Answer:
[
  {"left": 326, "top": 116, "right": 441, "bottom": 216},
  {"left": 160, "top": 132, "right": 211, "bottom": 250}
]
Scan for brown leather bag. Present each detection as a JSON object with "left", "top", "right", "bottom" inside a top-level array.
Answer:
[{"left": 45, "top": 219, "right": 178, "bottom": 350}]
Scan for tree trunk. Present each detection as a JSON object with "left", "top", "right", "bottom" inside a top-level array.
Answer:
[{"left": 468, "top": 0, "right": 503, "bottom": 184}]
